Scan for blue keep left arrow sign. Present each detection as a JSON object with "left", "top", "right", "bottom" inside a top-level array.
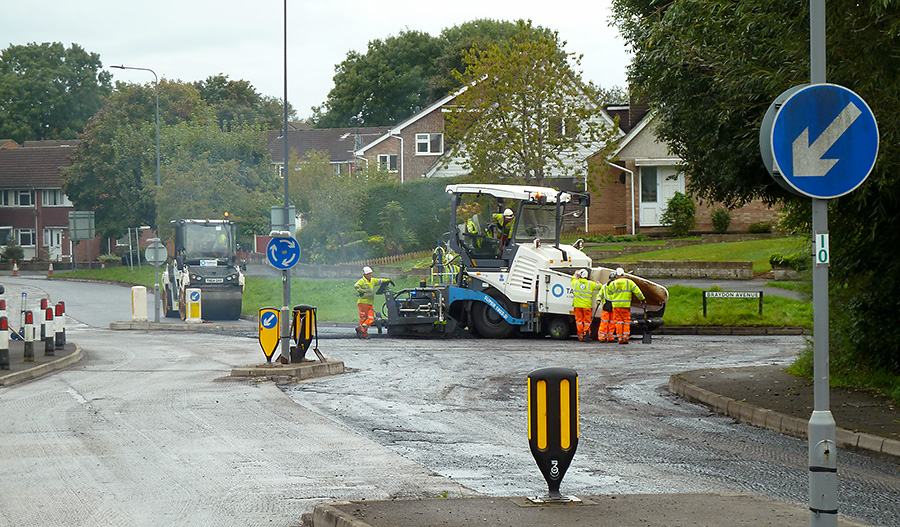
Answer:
[{"left": 769, "top": 83, "right": 878, "bottom": 199}]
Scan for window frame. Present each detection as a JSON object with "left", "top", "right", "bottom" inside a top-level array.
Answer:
[
  {"left": 16, "top": 228, "right": 36, "bottom": 247},
  {"left": 415, "top": 133, "right": 443, "bottom": 155},
  {"left": 377, "top": 154, "right": 399, "bottom": 173}
]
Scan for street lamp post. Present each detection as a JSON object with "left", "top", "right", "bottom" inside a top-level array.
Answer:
[{"left": 110, "top": 65, "right": 160, "bottom": 187}]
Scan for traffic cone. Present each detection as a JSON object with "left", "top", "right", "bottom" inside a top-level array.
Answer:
[
  {"left": 47, "top": 262, "right": 53, "bottom": 276},
  {"left": 12, "top": 261, "right": 17, "bottom": 276}
]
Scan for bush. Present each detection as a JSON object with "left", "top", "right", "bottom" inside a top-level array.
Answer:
[
  {"left": 769, "top": 249, "right": 810, "bottom": 271},
  {"left": 711, "top": 208, "right": 731, "bottom": 233},
  {"left": 0, "top": 240, "right": 25, "bottom": 262},
  {"left": 660, "top": 192, "right": 696, "bottom": 237},
  {"left": 748, "top": 221, "right": 773, "bottom": 233}
]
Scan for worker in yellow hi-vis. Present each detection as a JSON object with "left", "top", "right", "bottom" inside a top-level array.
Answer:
[
  {"left": 353, "top": 266, "right": 391, "bottom": 339},
  {"left": 570, "top": 268, "right": 598, "bottom": 341},
  {"left": 607, "top": 267, "right": 645, "bottom": 344}
]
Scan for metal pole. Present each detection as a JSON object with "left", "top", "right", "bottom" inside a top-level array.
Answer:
[
  {"left": 154, "top": 267, "right": 160, "bottom": 323},
  {"left": 281, "top": 0, "right": 292, "bottom": 362},
  {"left": 809, "top": 1, "right": 837, "bottom": 525}
]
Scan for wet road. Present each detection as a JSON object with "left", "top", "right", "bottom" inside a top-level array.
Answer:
[{"left": 283, "top": 334, "right": 900, "bottom": 526}]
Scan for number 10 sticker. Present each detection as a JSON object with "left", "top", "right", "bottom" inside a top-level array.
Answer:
[{"left": 816, "top": 233, "right": 829, "bottom": 266}]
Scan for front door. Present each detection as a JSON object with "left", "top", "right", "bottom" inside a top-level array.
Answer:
[
  {"left": 44, "top": 227, "right": 64, "bottom": 261},
  {"left": 639, "top": 166, "right": 684, "bottom": 226}
]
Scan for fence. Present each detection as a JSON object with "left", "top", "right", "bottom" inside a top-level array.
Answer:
[{"left": 346, "top": 250, "right": 432, "bottom": 268}]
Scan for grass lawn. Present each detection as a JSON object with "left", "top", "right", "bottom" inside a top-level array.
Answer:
[{"left": 603, "top": 236, "right": 807, "bottom": 274}]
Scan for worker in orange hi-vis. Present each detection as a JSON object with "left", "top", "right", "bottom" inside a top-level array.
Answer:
[
  {"left": 607, "top": 267, "right": 646, "bottom": 344},
  {"left": 353, "top": 266, "right": 391, "bottom": 339},
  {"left": 597, "top": 272, "right": 616, "bottom": 343},
  {"left": 570, "top": 268, "right": 598, "bottom": 341}
]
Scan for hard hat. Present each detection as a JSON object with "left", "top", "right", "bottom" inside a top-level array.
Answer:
[
  {"left": 615, "top": 267, "right": 625, "bottom": 276},
  {"left": 503, "top": 208, "right": 514, "bottom": 219},
  {"left": 577, "top": 269, "right": 589, "bottom": 278},
  {"left": 609, "top": 272, "right": 617, "bottom": 281},
  {"left": 363, "top": 266, "right": 373, "bottom": 275}
]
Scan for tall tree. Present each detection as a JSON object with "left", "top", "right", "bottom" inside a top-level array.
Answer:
[
  {"left": 612, "top": 0, "right": 900, "bottom": 373},
  {"left": 312, "top": 30, "right": 442, "bottom": 127},
  {"left": 443, "top": 21, "right": 619, "bottom": 186},
  {"left": 64, "top": 80, "right": 210, "bottom": 239},
  {"left": 193, "top": 74, "right": 292, "bottom": 131},
  {"left": 0, "top": 42, "right": 112, "bottom": 143}
]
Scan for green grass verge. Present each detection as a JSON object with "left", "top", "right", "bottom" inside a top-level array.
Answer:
[
  {"left": 55, "top": 267, "right": 811, "bottom": 327},
  {"left": 663, "top": 285, "right": 812, "bottom": 328},
  {"left": 602, "top": 236, "right": 807, "bottom": 274}
]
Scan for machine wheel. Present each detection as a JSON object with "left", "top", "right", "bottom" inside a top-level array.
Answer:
[
  {"left": 547, "top": 316, "right": 572, "bottom": 340},
  {"left": 471, "top": 292, "right": 516, "bottom": 339},
  {"left": 162, "top": 286, "right": 178, "bottom": 318}
]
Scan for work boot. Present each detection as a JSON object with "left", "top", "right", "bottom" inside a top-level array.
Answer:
[
  {"left": 619, "top": 339, "right": 629, "bottom": 345},
  {"left": 355, "top": 326, "right": 363, "bottom": 338}
]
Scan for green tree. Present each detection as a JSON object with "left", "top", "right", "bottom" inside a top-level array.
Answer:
[
  {"left": 0, "top": 42, "right": 112, "bottom": 143},
  {"left": 312, "top": 30, "right": 442, "bottom": 127},
  {"left": 611, "top": 0, "right": 900, "bottom": 373},
  {"left": 443, "top": 20, "right": 619, "bottom": 186},
  {"left": 154, "top": 122, "right": 278, "bottom": 243},
  {"left": 431, "top": 19, "right": 553, "bottom": 96},
  {"left": 193, "top": 74, "right": 291, "bottom": 131}
]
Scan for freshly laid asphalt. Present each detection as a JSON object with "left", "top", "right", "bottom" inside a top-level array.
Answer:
[{"left": 1, "top": 279, "right": 894, "bottom": 526}]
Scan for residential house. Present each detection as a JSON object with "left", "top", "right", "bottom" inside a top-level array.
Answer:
[
  {"left": 588, "top": 103, "right": 779, "bottom": 235},
  {"left": 0, "top": 140, "right": 79, "bottom": 262},
  {"left": 266, "top": 126, "right": 390, "bottom": 176},
  {"left": 355, "top": 88, "right": 620, "bottom": 192}
]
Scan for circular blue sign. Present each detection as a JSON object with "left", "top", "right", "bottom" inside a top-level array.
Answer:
[
  {"left": 551, "top": 284, "right": 564, "bottom": 298},
  {"left": 771, "top": 83, "right": 878, "bottom": 199},
  {"left": 260, "top": 311, "right": 278, "bottom": 329},
  {"left": 190, "top": 290, "right": 201, "bottom": 302},
  {"left": 266, "top": 237, "right": 300, "bottom": 270}
]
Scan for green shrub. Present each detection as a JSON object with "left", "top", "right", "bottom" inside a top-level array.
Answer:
[
  {"left": 660, "top": 192, "right": 696, "bottom": 237},
  {"left": 711, "top": 208, "right": 731, "bottom": 233},
  {"left": 748, "top": 221, "right": 773, "bottom": 233},
  {"left": 769, "top": 249, "right": 810, "bottom": 271},
  {"left": 0, "top": 240, "right": 25, "bottom": 262}
]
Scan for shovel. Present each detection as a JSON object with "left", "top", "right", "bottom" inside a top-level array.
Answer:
[{"left": 641, "top": 303, "right": 652, "bottom": 344}]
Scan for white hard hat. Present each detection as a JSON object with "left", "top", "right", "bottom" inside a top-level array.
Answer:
[
  {"left": 578, "top": 268, "right": 589, "bottom": 278},
  {"left": 615, "top": 267, "right": 625, "bottom": 276},
  {"left": 363, "top": 266, "right": 373, "bottom": 275},
  {"left": 503, "top": 208, "right": 514, "bottom": 219}
]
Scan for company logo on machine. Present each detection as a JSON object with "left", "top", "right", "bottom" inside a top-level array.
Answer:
[{"left": 551, "top": 284, "right": 564, "bottom": 298}]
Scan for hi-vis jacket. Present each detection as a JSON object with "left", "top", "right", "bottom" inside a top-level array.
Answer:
[
  {"left": 354, "top": 276, "right": 389, "bottom": 306},
  {"left": 571, "top": 275, "right": 598, "bottom": 309},
  {"left": 607, "top": 277, "right": 645, "bottom": 308}
]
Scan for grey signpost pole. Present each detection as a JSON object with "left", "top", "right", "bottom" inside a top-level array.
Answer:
[
  {"left": 144, "top": 238, "right": 168, "bottom": 324},
  {"left": 809, "top": 2, "right": 837, "bottom": 525}
]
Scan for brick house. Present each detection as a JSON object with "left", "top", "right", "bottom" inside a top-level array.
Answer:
[
  {"left": 0, "top": 140, "right": 125, "bottom": 264},
  {"left": 588, "top": 104, "right": 779, "bottom": 235},
  {"left": 266, "top": 125, "right": 390, "bottom": 176}
]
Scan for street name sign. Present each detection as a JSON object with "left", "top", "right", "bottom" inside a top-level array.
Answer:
[{"left": 761, "top": 83, "right": 878, "bottom": 199}]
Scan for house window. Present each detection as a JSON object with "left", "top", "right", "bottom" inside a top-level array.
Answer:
[
  {"left": 641, "top": 167, "right": 658, "bottom": 203},
  {"left": 549, "top": 117, "right": 577, "bottom": 139},
  {"left": 42, "top": 189, "right": 72, "bottom": 207},
  {"left": 15, "top": 190, "right": 35, "bottom": 207},
  {"left": 416, "top": 133, "right": 443, "bottom": 155},
  {"left": 16, "top": 228, "right": 35, "bottom": 247},
  {"left": 378, "top": 154, "right": 398, "bottom": 172},
  {"left": 0, "top": 227, "right": 11, "bottom": 245}
]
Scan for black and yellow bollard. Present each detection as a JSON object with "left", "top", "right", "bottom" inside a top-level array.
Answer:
[
  {"left": 290, "top": 305, "right": 321, "bottom": 362},
  {"left": 527, "top": 367, "right": 579, "bottom": 502}
]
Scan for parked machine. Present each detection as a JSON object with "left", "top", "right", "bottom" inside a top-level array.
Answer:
[
  {"left": 161, "top": 219, "right": 244, "bottom": 320},
  {"left": 380, "top": 184, "right": 667, "bottom": 339}
]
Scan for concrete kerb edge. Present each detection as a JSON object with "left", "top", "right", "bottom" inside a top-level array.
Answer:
[
  {"left": 669, "top": 371, "right": 900, "bottom": 460},
  {"left": 0, "top": 345, "right": 83, "bottom": 387},
  {"left": 312, "top": 502, "right": 372, "bottom": 527}
]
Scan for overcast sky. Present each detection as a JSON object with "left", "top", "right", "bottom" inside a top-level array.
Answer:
[{"left": 2, "top": 0, "right": 630, "bottom": 121}]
